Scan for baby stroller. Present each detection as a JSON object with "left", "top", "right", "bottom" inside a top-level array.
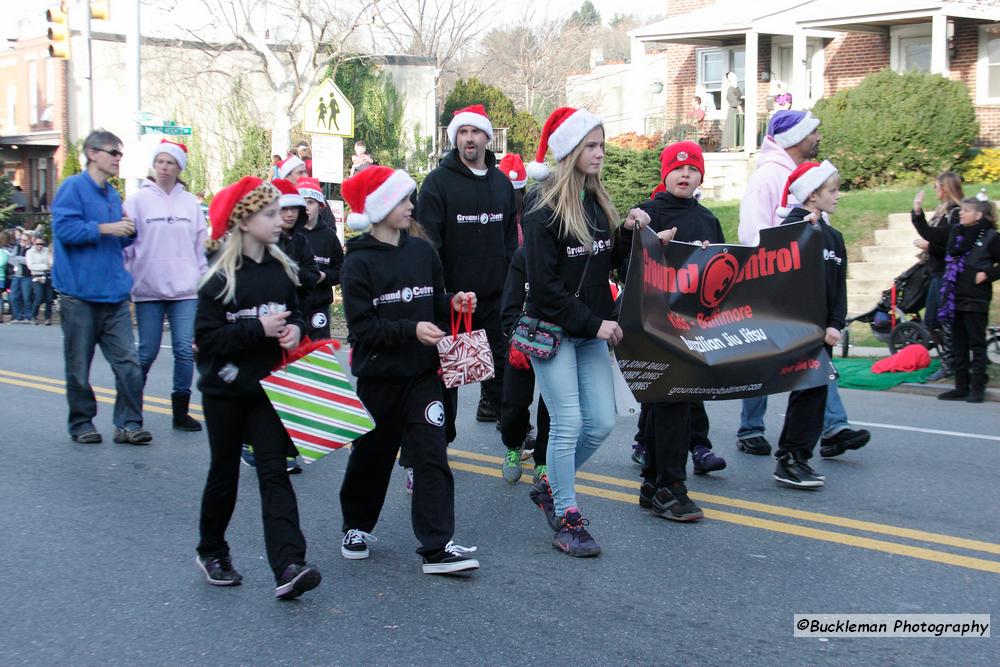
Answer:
[{"left": 841, "top": 261, "right": 936, "bottom": 358}]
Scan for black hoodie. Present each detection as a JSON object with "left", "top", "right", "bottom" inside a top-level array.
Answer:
[
  {"left": 501, "top": 246, "right": 529, "bottom": 337},
  {"left": 195, "top": 251, "right": 307, "bottom": 398},
  {"left": 781, "top": 207, "right": 848, "bottom": 331},
  {"left": 622, "top": 191, "right": 726, "bottom": 279},
  {"left": 911, "top": 214, "right": 1000, "bottom": 312},
  {"left": 278, "top": 223, "right": 323, "bottom": 308},
  {"left": 523, "top": 190, "right": 630, "bottom": 338},
  {"left": 299, "top": 216, "right": 344, "bottom": 311},
  {"left": 417, "top": 149, "right": 517, "bottom": 301},
  {"left": 341, "top": 230, "right": 455, "bottom": 380}
]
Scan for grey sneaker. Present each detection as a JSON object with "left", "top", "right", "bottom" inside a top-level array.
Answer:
[
  {"left": 113, "top": 427, "right": 152, "bottom": 445},
  {"left": 501, "top": 448, "right": 523, "bottom": 483}
]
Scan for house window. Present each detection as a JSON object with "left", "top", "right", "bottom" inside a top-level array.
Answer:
[
  {"left": 696, "top": 47, "right": 745, "bottom": 115},
  {"left": 900, "top": 37, "right": 932, "bottom": 72},
  {"left": 773, "top": 42, "right": 820, "bottom": 104},
  {"left": 978, "top": 24, "right": 1000, "bottom": 103}
]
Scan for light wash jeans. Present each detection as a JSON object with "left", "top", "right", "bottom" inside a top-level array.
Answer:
[
  {"left": 738, "top": 378, "right": 851, "bottom": 440},
  {"left": 532, "top": 337, "right": 616, "bottom": 517},
  {"left": 134, "top": 299, "right": 197, "bottom": 395}
]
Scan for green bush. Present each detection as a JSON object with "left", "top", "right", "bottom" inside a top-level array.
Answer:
[
  {"left": 441, "top": 78, "right": 541, "bottom": 156},
  {"left": 60, "top": 139, "right": 81, "bottom": 184},
  {"left": 812, "top": 70, "right": 978, "bottom": 188},
  {"left": 964, "top": 148, "right": 1000, "bottom": 183},
  {"left": 602, "top": 145, "right": 661, "bottom": 214}
]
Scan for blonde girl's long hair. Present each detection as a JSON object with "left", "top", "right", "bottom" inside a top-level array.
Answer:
[
  {"left": 530, "top": 129, "right": 620, "bottom": 248},
  {"left": 933, "top": 171, "right": 964, "bottom": 224},
  {"left": 198, "top": 227, "right": 300, "bottom": 304}
]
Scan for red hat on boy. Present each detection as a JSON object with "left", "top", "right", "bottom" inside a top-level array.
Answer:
[
  {"left": 498, "top": 153, "right": 527, "bottom": 189},
  {"left": 277, "top": 155, "right": 306, "bottom": 179},
  {"left": 776, "top": 160, "right": 838, "bottom": 217},
  {"left": 526, "top": 106, "right": 603, "bottom": 181},
  {"left": 447, "top": 104, "right": 494, "bottom": 147},
  {"left": 152, "top": 139, "right": 188, "bottom": 170},
  {"left": 342, "top": 166, "right": 416, "bottom": 231},
  {"left": 272, "top": 178, "right": 306, "bottom": 209},
  {"left": 207, "top": 176, "right": 279, "bottom": 240},
  {"left": 651, "top": 141, "right": 704, "bottom": 197},
  {"left": 297, "top": 176, "right": 325, "bottom": 203}
]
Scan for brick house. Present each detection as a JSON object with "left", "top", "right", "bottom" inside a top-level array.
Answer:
[
  {"left": 0, "top": 35, "right": 68, "bottom": 216},
  {"left": 622, "top": 0, "right": 1000, "bottom": 198}
]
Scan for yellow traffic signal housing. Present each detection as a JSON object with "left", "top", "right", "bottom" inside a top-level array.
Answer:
[
  {"left": 46, "top": 4, "right": 70, "bottom": 60},
  {"left": 90, "top": 0, "right": 110, "bottom": 21}
]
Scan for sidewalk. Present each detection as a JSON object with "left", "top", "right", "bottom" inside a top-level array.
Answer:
[{"left": 842, "top": 345, "right": 1000, "bottom": 403}]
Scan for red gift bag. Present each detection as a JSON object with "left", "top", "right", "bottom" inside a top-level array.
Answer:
[{"left": 436, "top": 302, "right": 495, "bottom": 388}]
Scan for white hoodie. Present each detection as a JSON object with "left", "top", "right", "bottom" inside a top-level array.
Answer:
[{"left": 737, "top": 136, "right": 798, "bottom": 245}]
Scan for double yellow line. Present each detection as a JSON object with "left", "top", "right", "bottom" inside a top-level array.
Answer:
[{"left": 3, "top": 368, "right": 999, "bottom": 575}]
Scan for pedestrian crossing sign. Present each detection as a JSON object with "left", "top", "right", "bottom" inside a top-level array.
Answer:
[{"left": 302, "top": 79, "right": 354, "bottom": 137}]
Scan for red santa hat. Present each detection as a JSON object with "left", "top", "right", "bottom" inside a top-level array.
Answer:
[
  {"left": 447, "top": 104, "right": 494, "bottom": 147},
  {"left": 277, "top": 155, "right": 306, "bottom": 179},
  {"left": 776, "top": 160, "right": 839, "bottom": 217},
  {"left": 498, "top": 153, "right": 527, "bottom": 189},
  {"left": 207, "top": 176, "right": 279, "bottom": 241},
  {"left": 526, "top": 107, "right": 603, "bottom": 181},
  {"left": 651, "top": 141, "right": 704, "bottom": 197},
  {"left": 341, "top": 166, "right": 416, "bottom": 231},
  {"left": 272, "top": 178, "right": 306, "bottom": 209},
  {"left": 152, "top": 139, "right": 187, "bottom": 171},
  {"left": 297, "top": 176, "right": 325, "bottom": 204}
]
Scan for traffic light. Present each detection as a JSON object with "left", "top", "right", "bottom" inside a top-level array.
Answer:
[
  {"left": 46, "top": 2, "right": 70, "bottom": 60},
  {"left": 90, "top": 0, "right": 110, "bottom": 20}
]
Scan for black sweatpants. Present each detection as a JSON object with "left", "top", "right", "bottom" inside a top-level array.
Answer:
[
  {"left": 442, "top": 297, "right": 505, "bottom": 443},
  {"left": 499, "top": 362, "right": 550, "bottom": 467},
  {"left": 951, "top": 309, "right": 989, "bottom": 389},
  {"left": 640, "top": 401, "right": 692, "bottom": 487},
  {"left": 340, "top": 373, "right": 455, "bottom": 556},
  {"left": 635, "top": 402, "right": 712, "bottom": 453},
  {"left": 198, "top": 390, "right": 307, "bottom": 581},
  {"left": 775, "top": 384, "right": 828, "bottom": 461}
]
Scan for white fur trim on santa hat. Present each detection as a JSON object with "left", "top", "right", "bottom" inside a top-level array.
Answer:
[
  {"left": 789, "top": 160, "right": 838, "bottom": 207},
  {"left": 508, "top": 170, "right": 527, "bottom": 189},
  {"left": 279, "top": 193, "right": 306, "bottom": 209},
  {"left": 447, "top": 111, "right": 494, "bottom": 147},
  {"left": 526, "top": 161, "right": 551, "bottom": 181},
  {"left": 548, "top": 109, "right": 602, "bottom": 162},
  {"left": 278, "top": 155, "right": 305, "bottom": 179},
  {"left": 298, "top": 186, "right": 325, "bottom": 202},
  {"left": 773, "top": 111, "right": 820, "bottom": 149},
  {"left": 349, "top": 169, "right": 417, "bottom": 231},
  {"left": 152, "top": 142, "right": 187, "bottom": 171}
]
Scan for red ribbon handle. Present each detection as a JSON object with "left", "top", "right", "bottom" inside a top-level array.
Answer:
[{"left": 450, "top": 295, "right": 473, "bottom": 337}]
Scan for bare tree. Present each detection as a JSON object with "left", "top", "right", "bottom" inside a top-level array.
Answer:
[{"left": 179, "top": 0, "right": 375, "bottom": 154}]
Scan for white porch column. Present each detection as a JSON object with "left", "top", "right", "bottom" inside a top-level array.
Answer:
[
  {"left": 931, "top": 13, "right": 949, "bottom": 75},
  {"left": 744, "top": 30, "right": 759, "bottom": 153},
  {"left": 629, "top": 36, "right": 648, "bottom": 134},
  {"left": 792, "top": 28, "right": 808, "bottom": 108}
]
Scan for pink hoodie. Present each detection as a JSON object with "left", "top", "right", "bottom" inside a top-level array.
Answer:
[
  {"left": 123, "top": 180, "right": 208, "bottom": 301},
  {"left": 737, "top": 136, "right": 798, "bottom": 245}
]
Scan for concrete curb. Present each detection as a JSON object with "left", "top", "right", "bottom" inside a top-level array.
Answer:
[{"left": 885, "top": 382, "right": 1000, "bottom": 403}]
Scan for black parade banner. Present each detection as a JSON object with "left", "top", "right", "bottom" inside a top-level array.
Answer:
[{"left": 615, "top": 221, "right": 833, "bottom": 402}]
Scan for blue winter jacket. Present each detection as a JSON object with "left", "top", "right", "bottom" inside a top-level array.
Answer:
[{"left": 52, "top": 172, "right": 134, "bottom": 302}]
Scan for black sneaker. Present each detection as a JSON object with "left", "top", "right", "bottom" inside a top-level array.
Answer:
[
  {"left": 938, "top": 388, "right": 969, "bottom": 401},
  {"left": 795, "top": 458, "right": 825, "bottom": 482},
  {"left": 341, "top": 529, "right": 376, "bottom": 560},
  {"left": 422, "top": 541, "right": 480, "bottom": 574},
  {"left": 692, "top": 445, "right": 727, "bottom": 474},
  {"left": 966, "top": 389, "right": 985, "bottom": 404},
  {"left": 274, "top": 562, "right": 322, "bottom": 600},
  {"left": 820, "top": 428, "right": 870, "bottom": 458},
  {"left": 195, "top": 554, "right": 242, "bottom": 586},
  {"left": 529, "top": 476, "right": 561, "bottom": 532},
  {"left": 552, "top": 508, "right": 601, "bottom": 557},
  {"left": 650, "top": 483, "right": 704, "bottom": 522},
  {"left": 638, "top": 481, "right": 656, "bottom": 509},
  {"left": 736, "top": 435, "right": 771, "bottom": 456},
  {"left": 475, "top": 398, "right": 498, "bottom": 423},
  {"left": 113, "top": 427, "right": 152, "bottom": 445},
  {"left": 71, "top": 430, "right": 102, "bottom": 444},
  {"left": 773, "top": 455, "right": 824, "bottom": 488}
]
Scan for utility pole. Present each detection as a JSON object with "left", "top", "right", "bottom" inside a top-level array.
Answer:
[
  {"left": 81, "top": 1, "right": 94, "bottom": 132},
  {"left": 126, "top": 0, "right": 141, "bottom": 195}
]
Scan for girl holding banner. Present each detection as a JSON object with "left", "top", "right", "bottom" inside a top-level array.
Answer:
[{"left": 522, "top": 107, "right": 652, "bottom": 557}]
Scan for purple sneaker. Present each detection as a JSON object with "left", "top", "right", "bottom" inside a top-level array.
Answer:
[
  {"left": 529, "top": 476, "right": 561, "bottom": 532},
  {"left": 692, "top": 445, "right": 727, "bottom": 475},
  {"left": 630, "top": 442, "right": 646, "bottom": 466},
  {"left": 552, "top": 508, "right": 601, "bottom": 557}
]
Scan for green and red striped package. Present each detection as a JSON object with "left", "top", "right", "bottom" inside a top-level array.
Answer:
[{"left": 260, "top": 341, "right": 375, "bottom": 464}]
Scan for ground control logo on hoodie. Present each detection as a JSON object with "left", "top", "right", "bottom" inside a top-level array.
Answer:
[
  {"left": 373, "top": 285, "right": 435, "bottom": 306},
  {"left": 456, "top": 212, "right": 503, "bottom": 225}
]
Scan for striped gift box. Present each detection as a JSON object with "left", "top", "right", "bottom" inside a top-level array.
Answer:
[{"left": 260, "top": 345, "right": 375, "bottom": 464}]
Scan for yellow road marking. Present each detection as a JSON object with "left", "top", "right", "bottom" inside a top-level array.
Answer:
[
  {"left": 4, "top": 370, "right": 999, "bottom": 574},
  {"left": 449, "top": 460, "right": 1000, "bottom": 575}
]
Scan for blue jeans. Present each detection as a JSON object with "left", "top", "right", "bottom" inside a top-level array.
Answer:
[
  {"left": 29, "top": 278, "right": 54, "bottom": 321},
  {"left": 10, "top": 275, "right": 32, "bottom": 320},
  {"left": 135, "top": 299, "right": 197, "bottom": 395},
  {"left": 532, "top": 337, "right": 616, "bottom": 516},
  {"left": 60, "top": 296, "right": 145, "bottom": 436},
  {"left": 739, "top": 378, "right": 851, "bottom": 440}
]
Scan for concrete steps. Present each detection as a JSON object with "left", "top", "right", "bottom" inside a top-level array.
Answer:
[{"left": 847, "top": 211, "right": 920, "bottom": 315}]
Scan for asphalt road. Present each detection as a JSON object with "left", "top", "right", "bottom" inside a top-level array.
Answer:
[{"left": 1, "top": 324, "right": 997, "bottom": 666}]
